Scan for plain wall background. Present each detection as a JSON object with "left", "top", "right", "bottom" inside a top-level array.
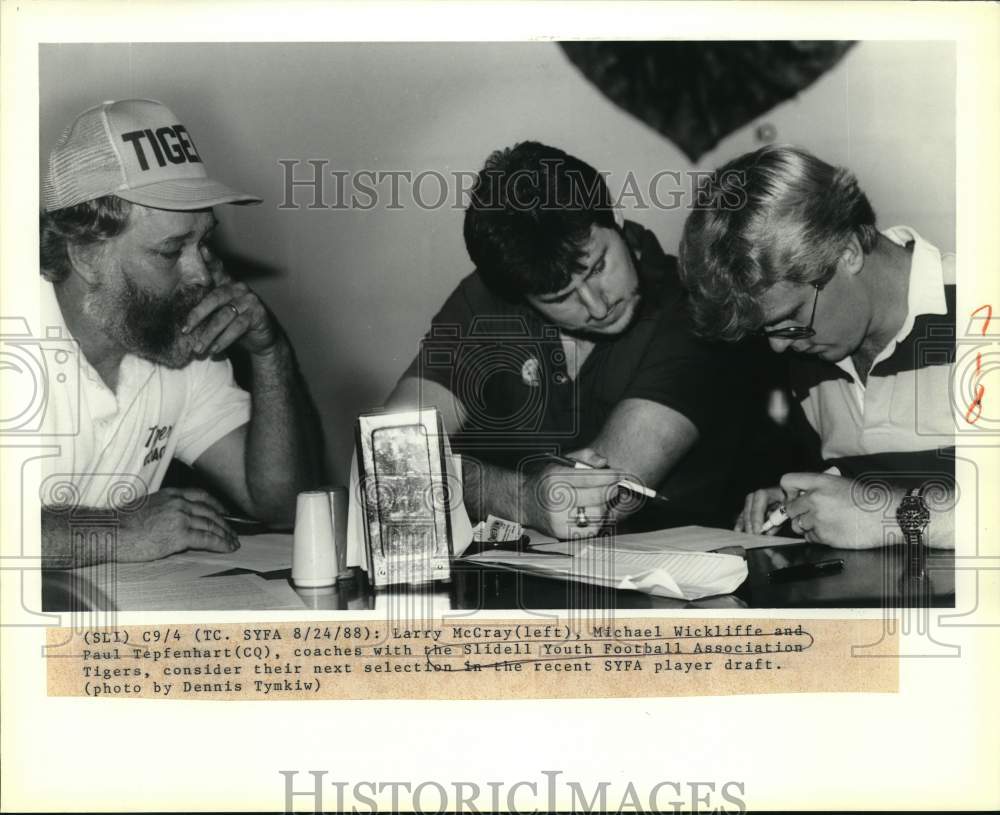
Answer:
[{"left": 39, "top": 41, "right": 956, "bottom": 482}]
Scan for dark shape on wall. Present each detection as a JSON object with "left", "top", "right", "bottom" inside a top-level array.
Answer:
[{"left": 561, "top": 41, "right": 855, "bottom": 161}]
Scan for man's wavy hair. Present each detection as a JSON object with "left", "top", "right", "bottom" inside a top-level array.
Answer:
[
  {"left": 678, "top": 145, "right": 879, "bottom": 341},
  {"left": 40, "top": 195, "right": 133, "bottom": 282},
  {"left": 463, "top": 141, "right": 618, "bottom": 299}
]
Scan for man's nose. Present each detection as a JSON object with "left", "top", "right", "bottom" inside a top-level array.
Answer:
[
  {"left": 768, "top": 336, "right": 795, "bottom": 353},
  {"left": 181, "top": 251, "right": 213, "bottom": 288},
  {"left": 579, "top": 282, "right": 609, "bottom": 321}
]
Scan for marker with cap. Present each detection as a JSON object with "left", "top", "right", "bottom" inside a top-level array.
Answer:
[
  {"left": 760, "top": 505, "right": 790, "bottom": 534},
  {"left": 759, "top": 466, "right": 842, "bottom": 534}
]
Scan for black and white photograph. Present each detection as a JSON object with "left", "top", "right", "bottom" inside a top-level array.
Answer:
[
  {"left": 33, "top": 37, "right": 958, "bottom": 611},
  {"left": 2, "top": 2, "right": 998, "bottom": 813}
]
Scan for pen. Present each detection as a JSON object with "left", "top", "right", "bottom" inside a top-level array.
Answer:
[
  {"left": 546, "top": 453, "right": 593, "bottom": 469},
  {"left": 768, "top": 558, "right": 844, "bottom": 583},
  {"left": 759, "top": 465, "right": 842, "bottom": 533},
  {"left": 544, "top": 453, "right": 670, "bottom": 505},
  {"left": 515, "top": 534, "right": 573, "bottom": 558},
  {"left": 474, "top": 534, "right": 573, "bottom": 558}
]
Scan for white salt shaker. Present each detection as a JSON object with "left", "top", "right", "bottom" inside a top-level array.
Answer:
[{"left": 292, "top": 490, "right": 337, "bottom": 588}]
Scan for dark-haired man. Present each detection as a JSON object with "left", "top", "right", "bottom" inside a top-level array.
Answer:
[
  {"left": 679, "top": 144, "right": 955, "bottom": 549},
  {"left": 40, "top": 99, "right": 320, "bottom": 566},
  {"left": 388, "top": 141, "right": 750, "bottom": 538}
]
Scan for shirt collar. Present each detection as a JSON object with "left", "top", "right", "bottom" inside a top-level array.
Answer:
[
  {"left": 833, "top": 225, "right": 947, "bottom": 380},
  {"left": 882, "top": 224, "right": 948, "bottom": 343}
]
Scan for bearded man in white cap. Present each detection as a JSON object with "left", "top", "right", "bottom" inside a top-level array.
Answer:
[{"left": 40, "top": 99, "right": 320, "bottom": 566}]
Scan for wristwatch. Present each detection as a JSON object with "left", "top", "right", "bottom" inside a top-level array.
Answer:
[{"left": 896, "top": 487, "right": 931, "bottom": 547}]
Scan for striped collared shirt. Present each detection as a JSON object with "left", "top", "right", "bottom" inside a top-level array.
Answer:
[{"left": 790, "top": 226, "right": 955, "bottom": 477}]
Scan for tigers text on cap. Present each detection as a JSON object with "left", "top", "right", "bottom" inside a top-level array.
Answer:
[{"left": 42, "top": 98, "right": 262, "bottom": 212}]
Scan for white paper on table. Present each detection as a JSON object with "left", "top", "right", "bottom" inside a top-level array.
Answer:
[
  {"left": 101, "top": 572, "right": 305, "bottom": 611},
  {"left": 520, "top": 525, "right": 804, "bottom": 554},
  {"left": 69, "top": 534, "right": 303, "bottom": 611},
  {"left": 345, "top": 434, "right": 474, "bottom": 571},
  {"left": 587, "top": 547, "right": 748, "bottom": 600},
  {"left": 170, "top": 533, "right": 294, "bottom": 571},
  {"left": 605, "top": 525, "right": 806, "bottom": 553},
  {"left": 463, "top": 541, "right": 749, "bottom": 601}
]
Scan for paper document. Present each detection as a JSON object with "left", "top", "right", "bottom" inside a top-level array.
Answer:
[
  {"left": 65, "top": 534, "right": 302, "bottom": 611},
  {"left": 463, "top": 534, "right": 749, "bottom": 601},
  {"left": 588, "top": 546, "right": 747, "bottom": 599},
  {"left": 602, "top": 525, "right": 804, "bottom": 553},
  {"left": 170, "top": 533, "right": 293, "bottom": 572},
  {"left": 108, "top": 573, "right": 305, "bottom": 611},
  {"left": 472, "top": 525, "right": 803, "bottom": 556}
]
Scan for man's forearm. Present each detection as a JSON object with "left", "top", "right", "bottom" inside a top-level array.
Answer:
[
  {"left": 245, "top": 335, "right": 323, "bottom": 522},
  {"left": 42, "top": 508, "right": 115, "bottom": 569},
  {"left": 460, "top": 456, "right": 533, "bottom": 527},
  {"left": 930, "top": 503, "right": 955, "bottom": 549}
]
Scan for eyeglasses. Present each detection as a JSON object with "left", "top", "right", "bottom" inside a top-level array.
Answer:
[{"left": 760, "top": 282, "right": 825, "bottom": 340}]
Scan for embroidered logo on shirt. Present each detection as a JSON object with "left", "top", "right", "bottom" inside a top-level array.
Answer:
[
  {"left": 521, "top": 357, "right": 541, "bottom": 387},
  {"left": 142, "top": 424, "right": 173, "bottom": 467}
]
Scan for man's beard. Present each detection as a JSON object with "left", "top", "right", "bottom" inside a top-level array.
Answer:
[{"left": 86, "top": 273, "right": 209, "bottom": 369}]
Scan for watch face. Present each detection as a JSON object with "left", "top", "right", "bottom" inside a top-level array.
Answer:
[{"left": 897, "top": 496, "right": 931, "bottom": 533}]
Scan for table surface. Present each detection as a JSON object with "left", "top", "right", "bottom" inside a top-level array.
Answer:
[{"left": 42, "top": 530, "right": 955, "bottom": 612}]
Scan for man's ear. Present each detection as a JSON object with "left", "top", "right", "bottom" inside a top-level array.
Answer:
[
  {"left": 839, "top": 233, "right": 865, "bottom": 276},
  {"left": 66, "top": 241, "right": 104, "bottom": 284}
]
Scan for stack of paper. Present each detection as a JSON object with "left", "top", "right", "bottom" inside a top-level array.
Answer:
[
  {"left": 605, "top": 525, "right": 803, "bottom": 553},
  {"left": 107, "top": 571, "right": 305, "bottom": 611},
  {"left": 68, "top": 533, "right": 306, "bottom": 611},
  {"left": 461, "top": 527, "right": 759, "bottom": 601}
]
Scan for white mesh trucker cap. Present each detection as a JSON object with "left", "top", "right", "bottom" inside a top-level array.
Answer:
[{"left": 42, "top": 99, "right": 262, "bottom": 212}]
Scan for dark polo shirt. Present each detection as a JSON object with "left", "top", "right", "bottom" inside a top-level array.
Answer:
[{"left": 400, "top": 221, "right": 751, "bottom": 526}]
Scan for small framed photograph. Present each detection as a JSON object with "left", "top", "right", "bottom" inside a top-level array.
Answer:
[{"left": 355, "top": 408, "right": 453, "bottom": 587}]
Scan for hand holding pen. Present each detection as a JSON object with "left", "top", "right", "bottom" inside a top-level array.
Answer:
[
  {"left": 544, "top": 452, "right": 671, "bottom": 508},
  {"left": 736, "top": 466, "right": 841, "bottom": 536},
  {"left": 530, "top": 449, "right": 637, "bottom": 537}
]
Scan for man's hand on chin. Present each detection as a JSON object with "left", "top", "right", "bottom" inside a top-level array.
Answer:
[{"left": 182, "top": 262, "right": 278, "bottom": 359}]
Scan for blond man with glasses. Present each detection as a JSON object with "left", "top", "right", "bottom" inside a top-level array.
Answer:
[{"left": 679, "top": 145, "right": 955, "bottom": 550}]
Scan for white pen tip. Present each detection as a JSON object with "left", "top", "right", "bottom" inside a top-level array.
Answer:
[{"left": 619, "top": 480, "right": 656, "bottom": 498}]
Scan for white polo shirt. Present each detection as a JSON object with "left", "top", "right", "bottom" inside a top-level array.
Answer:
[
  {"left": 791, "top": 226, "right": 955, "bottom": 464},
  {"left": 39, "top": 280, "right": 251, "bottom": 508}
]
